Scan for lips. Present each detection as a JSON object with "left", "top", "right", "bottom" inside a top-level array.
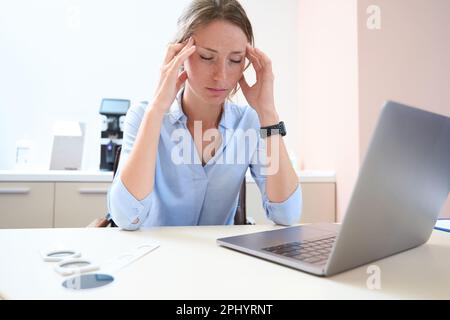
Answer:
[{"left": 206, "top": 87, "right": 227, "bottom": 92}]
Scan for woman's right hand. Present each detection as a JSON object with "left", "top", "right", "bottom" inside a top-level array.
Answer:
[{"left": 152, "top": 37, "right": 196, "bottom": 112}]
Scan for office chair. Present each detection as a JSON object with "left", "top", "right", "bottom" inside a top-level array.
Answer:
[{"left": 89, "top": 146, "right": 250, "bottom": 227}]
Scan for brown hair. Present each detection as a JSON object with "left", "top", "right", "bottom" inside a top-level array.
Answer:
[{"left": 174, "top": 0, "right": 254, "bottom": 98}]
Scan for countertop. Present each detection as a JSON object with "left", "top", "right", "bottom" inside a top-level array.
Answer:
[{"left": 0, "top": 169, "right": 336, "bottom": 183}]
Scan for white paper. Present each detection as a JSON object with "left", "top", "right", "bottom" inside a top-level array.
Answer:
[{"left": 435, "top": 220, "right": 450, "bottom": 231}]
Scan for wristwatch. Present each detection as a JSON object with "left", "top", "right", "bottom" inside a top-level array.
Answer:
[{"left": 260, "top": 121, "right": 287, "bottom": 138}]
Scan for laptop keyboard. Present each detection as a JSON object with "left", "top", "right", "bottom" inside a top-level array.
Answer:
[{"left": 262, "top": 236, "right": 337, "bottom": 265}]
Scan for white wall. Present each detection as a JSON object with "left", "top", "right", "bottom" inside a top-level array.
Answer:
[
  {"left": 0, "top": 0, "right": 187, "bottom": 169},
  {"left": 237, "top": 0, "right": 301, "bottom": 169},
  {"left": 0, "top": 0, "right": 301, "bottom": 171}
]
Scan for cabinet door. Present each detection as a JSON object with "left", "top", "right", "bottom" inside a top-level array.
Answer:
[
  {"left": 246, "top": 182, "right": 335, "bottom": 224},
  {"left": 0, "top": 182, "right": 54, "bottom": 228},
  {"left": 301, "top": 183, "right": 336, "bottom": 223},
  {"left": 54, "top": 183, "right": 110, "bottom": 228}
]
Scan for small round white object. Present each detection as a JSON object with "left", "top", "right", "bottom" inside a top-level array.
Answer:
[
  {"left": 41, "top": 249, "right": 81, "bottom": 262},
  {"left": 55, "top": 258, "right": 100, "bottom": 276}
]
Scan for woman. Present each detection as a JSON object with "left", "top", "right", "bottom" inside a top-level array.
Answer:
[{"left": 108, "top": 0, "right": 302, "bottom": 229}]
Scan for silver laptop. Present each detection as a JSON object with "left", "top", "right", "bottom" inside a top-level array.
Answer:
[{"left": 217, "top": 101, "right": 450, "bottom": 277}]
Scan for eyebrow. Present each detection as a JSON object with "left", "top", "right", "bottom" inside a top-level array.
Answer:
[{"left": 199, "top": 46, "right": 244, "bottom": 55}]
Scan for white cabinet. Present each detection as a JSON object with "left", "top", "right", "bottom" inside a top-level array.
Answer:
[
  {"left": 0, "top": 182, "right": 109, "bottom": 229},
  {"left": 0, "top": 171, "right": 335, "bottom": 228},
  {"left": 0, "top": 182, "right": 54, "bottom": 228},
  {"left": 246, "top": 182, "right": 335, "bottom": 224},
  {"left": 54, "top": 183, "right": 110, "bottom": 228},
  {"left": 300, "top": 183, "right": 335, "bottom": 223}
]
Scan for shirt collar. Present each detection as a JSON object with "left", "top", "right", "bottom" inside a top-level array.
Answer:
[
  {"left": 167, "top": 90, "right": 187, "bottom": 125},
  {"left": 167, "top": 89, "right": 234, "bottom": 129}
]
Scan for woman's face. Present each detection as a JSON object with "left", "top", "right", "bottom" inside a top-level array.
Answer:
[{"left": 184, "top": 19, "right": 248, "bottom": 105}]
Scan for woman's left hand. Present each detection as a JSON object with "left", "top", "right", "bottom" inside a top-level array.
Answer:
[{"left": 239, "top": 44, "right": 279, "bottom": 126}]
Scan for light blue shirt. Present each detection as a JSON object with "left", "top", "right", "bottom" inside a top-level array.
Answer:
[{"left": 107, "top": 90, "right": 302, "bottom": 230}]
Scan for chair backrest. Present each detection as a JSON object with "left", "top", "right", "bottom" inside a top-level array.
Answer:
[
  {"left": 107, "top": 145, "right": 122, "bottom": 227},
  {"left": 109, "top": 146, "right": 247, "bottom": 226},
  {"left": 234, "top": 178, "right": 247, "bottom": 225},
  {"left": 112, "top": 145, "right": 122, "bottom": 178}
]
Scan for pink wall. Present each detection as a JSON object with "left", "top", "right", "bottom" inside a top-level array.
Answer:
[
  {"left": 298, "top": 0, "right": 449, "bottom": 221},
  {"left": 358, "top": 0, "right": 450, "bottom": 217},
  {"left": 297, "top": 0, "right": 359, "bottom": 221}
]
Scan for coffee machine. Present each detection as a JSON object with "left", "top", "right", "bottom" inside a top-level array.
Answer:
[{"left": 99, "top": 98, "right": 130, "bottom": 171}]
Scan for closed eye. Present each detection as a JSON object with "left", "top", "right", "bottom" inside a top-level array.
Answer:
[{"left": 200, "top": 55, "right": 242, "bottom": 64}]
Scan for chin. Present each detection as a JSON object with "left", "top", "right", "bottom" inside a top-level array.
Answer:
[
  {"left": 187, "top": 83, "right": 229, "bottom": 106},
  {"left": 200, "top": 89, "right": 228, "bottom": 105}
]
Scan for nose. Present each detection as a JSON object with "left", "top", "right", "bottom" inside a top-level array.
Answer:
[{"left": 212, "top": 60, "right": 227, "bottom": 82}]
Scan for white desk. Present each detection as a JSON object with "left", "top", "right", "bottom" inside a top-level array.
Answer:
[{"left": 1, "top": 225, "right": 449, "bottom": 299}]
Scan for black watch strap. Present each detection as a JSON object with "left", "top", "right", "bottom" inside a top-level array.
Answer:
[{"left": 260, "top": 121, "right": 287, "bottom": 138}]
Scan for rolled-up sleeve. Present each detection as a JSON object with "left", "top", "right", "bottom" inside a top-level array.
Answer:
[
  {"left": 107, "top": 177, "right": 154, "bottom": 230},
  {"left": 106, "top": 101, "right": 153, "bottom": 230},
  {"left": 250, "top": 170, "right": 303, "bottom": 226},
  {"left": 261, "top": 183, "right": 302, "bottom": 225}
]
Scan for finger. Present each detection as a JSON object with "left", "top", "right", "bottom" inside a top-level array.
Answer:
[
  {"left": 254, "top": 48, "right": 275, "bottom": 81},
  {"left": 170, "top": 43, "right": 196, "bottom": 71},
  {"left": 176, "top": 70, "right": 188, "bottom": 92},
  {"left": 248, "top": 51, "right": 262, "bottom": 71},
  {"left": 251, "top": 47, "right": 269, "bottom": 71},
  {"left": 164, "top": 42, "right": 185, "bottom": 65},
  {"left": 254, "top": 47, "right": 272, "bottom": 70},
  {"left": 239, "top": 74, "right": 251, "bottom": 95},
  {"left": 247, "top": 50, "right": 264, "bottom": 83},
  {"left": 164, "top": 37, "right": 193, "bottom": 65},
  {"left": 246, "top": 50, "right": 264, "bottom": 83},
  {"left": 249, "top": 47, "right": 275, "bottom": 83},
  {"left": 246, "top": 44, "right": 263, "bottom": 71},
  {"left": 168, "top": 37, "right": 196, "bottom": 67}
]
